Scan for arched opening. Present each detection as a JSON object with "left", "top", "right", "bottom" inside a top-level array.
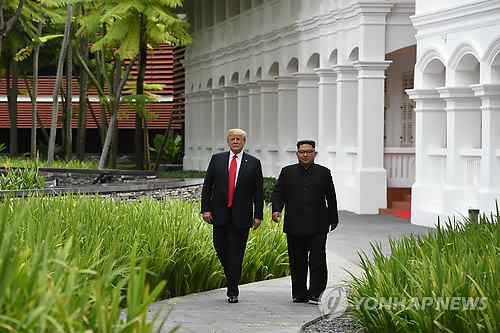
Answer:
[
  {"left": 328, "top": 49, "right": 338, "bottom": 66},
  {"left": 422, "top": 59, "right": 445, "bottom": 89},
  {"left": 255, "top": 67, "right": 262, "bottom": 81},
  {"left": 285, "top": 58, "right": 298, "bottom": 75},
  {"left": 484, "top": 38, "right": 500, "bottom": 84},
  {"left": 218, "top": 76, "right": 225, "bottom": 87},
  {"left": 455, "top": 54, "right": 480, "bottom": 86},
  {"left": 231, "top": 72, "right": 239, "bottom": 85},
  {"left": 244, "top": 70, "right": 250, "bottom": 82},
  {"left": 348, "top": 47, "right": 359, "bottom": 62},
  {"left": 306, "top": 53, "right": 320, "bottom": 70},
  {"left": 206, "top": 79, "right": 213, "bottom": 89},
  {"left": 492, "top": 53, "right": 500, "bottom": 84},
  {"left": 268, "top": 62, "right": 279, "bottom": 76}
]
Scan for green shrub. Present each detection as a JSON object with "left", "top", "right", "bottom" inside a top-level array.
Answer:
[
  {"left": 263, "top": 177, "right": 276, "bottom": 202},
  {"left": 0, "top": 195, "right": 288, "bottom": 332},
  {"left": 348, "top": 207, "right": 500, "bottom": 333},
  {"left": 151, "top": 133, "right": 182, "bottom": 164},
  {"left": 0, "top": 164, "right": 45, "bottom": 190}
]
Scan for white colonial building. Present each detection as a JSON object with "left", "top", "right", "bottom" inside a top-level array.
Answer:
[{"left": 182, "top": 0, "right": 500, "bottom": 227}]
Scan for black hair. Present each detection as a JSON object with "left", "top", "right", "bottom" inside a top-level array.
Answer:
[{"left": 296, "top": 140, "right": 316, "bottom": 150}]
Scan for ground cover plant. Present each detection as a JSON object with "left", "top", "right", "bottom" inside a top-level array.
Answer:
[
  {"left": 0, "top": 159, "right": 45, "bottom": 190},
  {"left": 348, "top": 207, "right": 500, "bottom": 333},
  {"left": 0, "top": 157, "right": 98, "bottom": 169},
  {"left": 0, "top": 195, "right": 289, "bottom": 332}
]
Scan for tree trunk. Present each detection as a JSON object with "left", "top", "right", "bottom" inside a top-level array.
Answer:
[
  {"left": 136, "top": 16, "right": 147, "bottom": 169},
  {"left": 134, "top": 108, "right": 143, "bottom": 169},
  {"left": 0, "top": 0, "right": 26, "bottom": 55},
  {"left": 7, "top": 47, "right": 18, "bottom": 157},
  {"left": 23, "top": 75, "right": 49, "bottom": 143},
  {"left": 31, "top": 16, "right": 43, "bottom": 158},
  {"left": 98, "top": 55, "right": 137, "bottom": 169},
  {"left": 65, "top": 28, "right": 73, "bottom": 162},
  {"left": 76, "top": 36, "right": 89, "bottom": 161},
  {"left": 48, "top": 5, "right": 73, "bottom": 165},
  {"left": 109, "top": 123, "right": 118, "bottom": 168},
  {"left": 95, "top": 50, "right": 108, "bottom": 147}
]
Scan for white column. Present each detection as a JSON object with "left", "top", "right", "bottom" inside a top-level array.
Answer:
[
  {"left": 223, "top": 86, "right": 238, "bottom": 132},
  {"left": 331, "top": 65, "right": 358, "bottom": 211},
  {"left": 294, "top": 72, "right": 319, "bottom": 142},
  {"left": 276, "top": 76, "right": 298, "bottom": 168},
  {"left": 236, "top": 84, "right": 250, "bottom": 132},
  {"left": 191, "top": 92, "right": 202, "bottom": 170},
  {"left": 352, "top": 61, "right": 392, "bottom": 214},
  {"left": 406, "top": 89, "right": 447, "bottom": 226},
  {"left": 315, "top": 68, "right": 337, "bottom": 169},
  {"left": 259, "top": 80, "right": 279, "bottom": 176},
  {"left": 472, "top": 84, "right": 500, "bottom": 214},
  {"left": 183, "top": 93, "right": 195, "bottom": 170},
  {"left": 247, "top": 82, "right": 261, "bottom": 155},
  {"left": 209, "top": 88, "right": 226, "bottom": 152},
  {"left": 437, "top": 87, "right": 482, "bottom": 216},
  {"left": 200, "top": 91, "right": 213, "bottom": 169}
]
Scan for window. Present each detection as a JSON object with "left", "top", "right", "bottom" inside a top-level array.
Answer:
[{"left": 401, "top": 72, "right": 415, "bottom": 147}]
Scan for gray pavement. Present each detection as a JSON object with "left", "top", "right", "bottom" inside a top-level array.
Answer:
[{"left": 149, "top": 211, "right": 434, "bottom": 333}]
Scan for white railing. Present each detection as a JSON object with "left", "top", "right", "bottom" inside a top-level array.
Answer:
[
  {"left": 428, "top": 149, "right": 447, "bottom": 185},
  {"left": 384, "top": 148, "right": 416, "bottom": 188},
  {"left": 461, "top": 149, "right": 482, "bottom": 187}
]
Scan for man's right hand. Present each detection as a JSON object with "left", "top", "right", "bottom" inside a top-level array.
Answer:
[
  {"left": 202, "top": 212, "right": 213, "bottom": 224},
  {"left": 272, "top": 212, "right": 281, "bottom": 223}
]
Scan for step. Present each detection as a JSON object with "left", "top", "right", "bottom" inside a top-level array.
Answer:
[
  {"left": 404, "top": 194, "right": 412, "bottom": 202},
  {"left": 391, "top": 201, "right": 411, "bottom": 211},
  {"left": 379, "top": 208, "right": 398, "bottom": 216},
  {"left": 395, "top": 210, "right": 411, "bottom": 219}
]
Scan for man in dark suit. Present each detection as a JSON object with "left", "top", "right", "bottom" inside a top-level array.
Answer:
[
  {"left": 272, "top": 140, "right": 339, "bottom": 304},
  {"left": 201, "top": 128, "right": 264, "bottom": 304}
]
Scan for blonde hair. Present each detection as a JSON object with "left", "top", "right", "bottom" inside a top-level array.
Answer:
[{"left": 227, "top": 128, "right": 247, "bottom": 140}]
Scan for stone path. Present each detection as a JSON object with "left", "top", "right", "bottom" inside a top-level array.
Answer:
[{"left": 148, "top": 211, "right": 433, "bottom": 333}]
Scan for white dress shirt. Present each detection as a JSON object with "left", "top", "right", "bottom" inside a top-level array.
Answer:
[{"left": 228, "top": 151, "right": 243, "bottom": 187}]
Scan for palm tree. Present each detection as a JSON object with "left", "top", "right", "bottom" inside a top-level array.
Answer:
[
  {"left": 78, "top": 0, "right": 191, "bottom": 169},
  {"left": 0, "top": 0, "right": 26, "bottom": 54},
  {"left": 47, "top": 4, "right": 73, "bottom": 165}
]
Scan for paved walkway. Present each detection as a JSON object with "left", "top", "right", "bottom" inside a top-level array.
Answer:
[{"left": 149, "top": 211, "right": 433, "bottom": 333}]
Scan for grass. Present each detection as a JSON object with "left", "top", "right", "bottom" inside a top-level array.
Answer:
[
  {"left": 347, "top": 206, "right": 500, "bottom": 333},
  {"left": 0, "top": 195, "right": 289, "bottom": 332},
  {"left": 1, "top": 159, "right": 45, "bottom": 190},
  {"left": 0, "top": 157, "right": 98, "bottom": 169},
  {"left": 156, "top": 170, "right": 206, "bottom": 179}
]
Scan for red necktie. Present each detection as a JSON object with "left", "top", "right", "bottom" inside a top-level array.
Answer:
[{"left": 228, "top": 155, "right": 237, "bottom": 207}]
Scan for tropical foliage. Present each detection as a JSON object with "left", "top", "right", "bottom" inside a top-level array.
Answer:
[
  {"left": 0, "top": 196, "right": 289, "bottom": 332},
  {"left": 0, "top": 164, "right": 45, "bottom": 190},
  {"left": 348, "top": 208, "right": 500, "bottom": 333},
  {"left": 1, "top": 0, "right": 192, "bottom": 169}
]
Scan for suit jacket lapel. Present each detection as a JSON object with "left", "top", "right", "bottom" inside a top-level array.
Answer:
[
  {"left": 235, "top": 152, "right": 248, "bottom": 193},
  {"left": 223, "top": 151, "right": 230, "bottom": 188}
]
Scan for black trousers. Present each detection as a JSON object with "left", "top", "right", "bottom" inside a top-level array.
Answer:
[
  {"left": 212, "top": 215, "right": 250, "bottom": 297},
  {"left": 286, "top": 232, "right": 328, "bottom": 300}
]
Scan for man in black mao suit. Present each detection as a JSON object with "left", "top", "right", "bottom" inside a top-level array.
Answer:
[
  {"left": 201, "top": 128, "right": 264, "bottom": 304},
  {"left": 272, "top": 140, "right": 339, "bottom": 304}
]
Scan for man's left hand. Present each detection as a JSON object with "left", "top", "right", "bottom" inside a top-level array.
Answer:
[{"left": 252, "top": 219, "right": 261, "bottom": 230}]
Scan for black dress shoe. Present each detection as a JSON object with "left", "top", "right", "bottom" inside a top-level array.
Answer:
[
  {"left": 309, "top": 296, "right": 320, "bottom": 304},
  {"left": 228, "top": 295, "right": 239, "bottom": 304},
  {"left": 292, "top": 297, "right": 309, "bottom": 303}
]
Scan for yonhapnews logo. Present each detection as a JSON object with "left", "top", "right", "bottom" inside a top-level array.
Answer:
[{"left": 318, "top": 286, "right": 488, "bottom": 318}]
